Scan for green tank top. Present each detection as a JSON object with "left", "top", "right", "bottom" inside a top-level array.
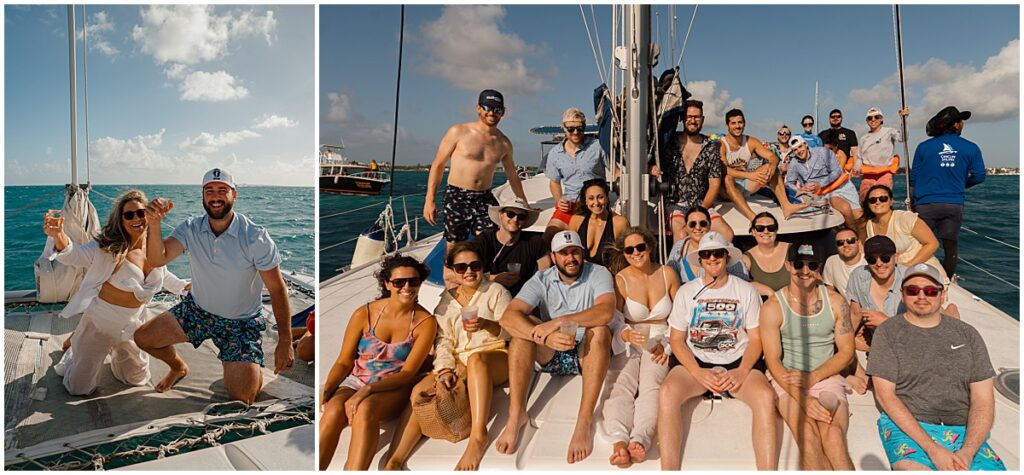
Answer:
[
  {"left": 745, "top": 251, "right": 791, "bottom": 291},
  {"left": 776, "top": 286, "right": 836, "bottom": 372}
]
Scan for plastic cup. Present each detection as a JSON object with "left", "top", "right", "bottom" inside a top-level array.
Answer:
[
  {"left": 710, "top": 366, "right": 728, "bottom": 395},
  {"left": 558, "top": 320, "right": 578, "bottom": 339},
  {"left": 819, "top": 391, "right": 841, "bottom": 421},
  {"left": 507, "top": 263, "right": 522, "bottom": 274},
  {"left": 460, "top": 307, "right": 479, "bottom": 330},
  {"left": 632, "top": 324, "right": 650, "bottom": 349},
  {"left": 46, "top": 209, "right": 63, "bottom": 219}
]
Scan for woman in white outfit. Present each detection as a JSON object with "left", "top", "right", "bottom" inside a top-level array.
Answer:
[
  {"left": 601, "top": 227, "right": 680, "bottom": 468},
  {"left": 44, "top": 190, "right": 188, "bottom": 396}
]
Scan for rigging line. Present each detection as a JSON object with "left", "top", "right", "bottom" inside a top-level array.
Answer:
[
  {"left": 674, "top": 5, "right": 698, "bottom": 69},
  {"left": 82, "top": 5, "right": 91, "bottom": 184},
  {"left": 669, "top": 5, "right": 676, "bottom": 74},
  {"left": 960, "top": 227, "right": 1020, "bottom": 250},
  {"left": 387, "top": 5, "right": 405, "bottom": 200},
  {"left": 959, "top": 257, "right": 1020, "bottom": 290},
  {"left": 588, "top": 5, "right": 608, "bottom": 83},
  {"left": 579, "top": 4, "right": 606, "bottom": 85}
]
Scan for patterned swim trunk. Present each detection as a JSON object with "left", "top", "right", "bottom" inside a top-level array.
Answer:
[
  {"left": 536, "top": 342, "right": 583, "bottom": 376},
  {"left": 877, "top": 412, "right": 1005, "bottom": 470},
  {"left": 170, "top": 293, "right": 266, "bottom": 365},
  {"left": 443, "top": 184, "right": 499, "bottom": 242}
]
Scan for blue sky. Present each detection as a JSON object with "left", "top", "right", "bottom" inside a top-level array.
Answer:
[
  {"left": 321, "top": 4, "right": 1019, "bottom": 168},
  {"left": 6, "top": 5, "right": 314, "bottom": 186}
]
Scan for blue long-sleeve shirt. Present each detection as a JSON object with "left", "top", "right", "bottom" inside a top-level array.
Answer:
[
  {"left": 910, "top": 133, "right": 985, "bottom": 205},
  {"left": 786, "top": 147, "right": 843, "bottom": 190}
]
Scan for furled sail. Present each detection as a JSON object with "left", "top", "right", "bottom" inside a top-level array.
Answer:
[{"left": 34, "top": 185, "right": 100, "bottom": 303}]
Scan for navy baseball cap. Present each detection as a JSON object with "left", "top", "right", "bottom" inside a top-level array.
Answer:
[{"left": 478, "top": 89, "right": 504, "bottom": 108}]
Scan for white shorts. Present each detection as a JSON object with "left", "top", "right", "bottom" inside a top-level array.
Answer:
[{"left": 826, "top": 181, "right": 861, "bottom": 210}]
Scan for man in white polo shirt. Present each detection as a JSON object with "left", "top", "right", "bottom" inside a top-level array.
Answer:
[{"left": 135, "top": 168, "right": 294, "bottom": 404}]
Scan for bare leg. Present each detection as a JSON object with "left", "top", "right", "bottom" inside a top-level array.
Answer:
[
  {"left": 345, "top": 388, "right": 413, "bottom": 470},
  {"left": 223, "top": 361, "right": 262, "bottom": 404},
  {"left": 657, "top": 366, "right": 711, "bottom": 470},
  {"left": 319, "top": 388, "right": 357, "bottom": 470},
  {"left": 729, "top": 370, "right": 780, "bottom": 470},
  {"left": 777, "top": 395, "right": 830, "bottom": 470},
  {"left": 457, "top": 351, "right": 510, "bottom": 470},
  {"left": 816, "top": 400, "right": 854, "bottom": 470},
  {"left": 133, "top": 311, "right": 189, "bottom": 392},
  {"left": 495, "top": 337, "right": 538, "bottom": 455},
  {"left": 670, "top": 216, "right": 688, "bottom": 245},
  {"left": 567, "top": 326, "right": 610, "bottom": 464},
  {"left": 721, "top": 178, "right": 757, "bottom": 221},
  {"left": 544, "top": 220, "right": 569, "bottom": 244},
  {"left": 384, "top": 376, "right": 433, "bottom": 470},
  {"left": 768, "top": 173, "right": 809, "bottom": 217},
  {"left": 830, "top": 197, "right": 857, "bottom": 229}
]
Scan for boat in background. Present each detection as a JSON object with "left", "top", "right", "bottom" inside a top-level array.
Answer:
[{"left": 320, "top": 143, "right": 391, "bottom": 195}]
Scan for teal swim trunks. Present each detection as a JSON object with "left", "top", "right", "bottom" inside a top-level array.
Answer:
[
  {"left": 171, "top": 293, "right": 266, "bottom": 365},
  {"left": 877, "top": 412, "right": 1005, "bottom": 470}
]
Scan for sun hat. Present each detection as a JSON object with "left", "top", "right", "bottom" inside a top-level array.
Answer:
[
  {"left": 686, "top": 231, "right": 741, "bottom": 268},
  {"left": 202, "top": 168, "right": 236, "bottom": 189},
  {"left": 487, "top": 196, "right": 540, "bottom": 228},
  {"left": 551, "top": 230, "right": 585, "bottom": 253}
]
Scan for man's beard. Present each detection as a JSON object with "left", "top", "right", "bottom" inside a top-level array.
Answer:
[
  {"left": 204, "top": 199, "right": 234, "bottom": 219},
  {"left": 556, "top": 260, "right": 582, "bottom": 278},
  {"left": 684, "top": 124, "right": 703, "bottom": 137}
]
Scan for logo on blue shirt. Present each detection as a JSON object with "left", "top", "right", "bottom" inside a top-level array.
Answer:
[{"left": 939, "top": 143, "right": 957, "bottom": 168}]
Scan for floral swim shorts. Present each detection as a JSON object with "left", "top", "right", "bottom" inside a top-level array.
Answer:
[
  {"left": 170, "top": 293, "right": 266, "bottom": 365},
  {"left": 536, "top": 343, "right": 583, "bottom": 376}
]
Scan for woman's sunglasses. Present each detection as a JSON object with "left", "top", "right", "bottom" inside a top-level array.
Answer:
[
  {"left": 122, "top": 209, "right": 146, "bottom": 220},
  {"left": 698, "top": 249, "right": 728, "bottom": 260},
  {"left": 866, "top": 255, "right": 894, "bottom": 265},
  {"left": 623, "top": 243, "right": 648, "bottom": 255},
  {"left": 451, "top": 261, "right": 483, "bottom": 274},
  {"left": 753, "top": 224, "right": 778, "bottom": 233},
  {"left": 836, "top": 237, "right": 858, "bottom": 247},
  {"left": 792, "top": 260, "right": 820, "bottom": 271},
  {"left": 389, "top": 277, "right": 422, "bottom": 288},
  {"left": 688, "top": 220, "right": 709, "bottom": 229},
  {"left": 867, "top": 195, "right": 891, "bottom": 205},
  {"left": 903, "top": 285, "right": 942, "bottom": 297}
]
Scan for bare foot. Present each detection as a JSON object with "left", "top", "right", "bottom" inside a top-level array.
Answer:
[
  {"left": 566, "top": 419, "right": 594, "bottom": 464},
  {"left": 495, "top": 411, "right": 527, "bottom": 455},
  {"left": 155, "top": 362, "right": 188, "bottom": 393},
  {"left": 846, "top": 374, "right": 868, "bottom": 395},
  {"left": 782, "top": 201, "right": 811, "bottom": 218},
  {"left": 608, "top": 441, "right": 632, "bottom": 468},
  {"left": 627, "top": 441, "right": 647, "bottom": 463},
  {"left": 455, "top": 434, "right": 489, "bottom": 470}
]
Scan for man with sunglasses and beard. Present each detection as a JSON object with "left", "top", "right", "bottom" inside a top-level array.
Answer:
[
  {"left": 472, "top": 195, "right": 551, "bottom": 296},
  {"left": 822, "top": 226, "right": 866, "bottom": 300},
  {"left": 136, "top": 168, "right": 293, "bottom": 404},
  {"left": 760, "top": 242, "right": 855, "bottom": 470},
  {"left": 495, "top": 231, "right": 614, "bottom": 464},
  {"left": 867, "top": 263, "right": 1005, "bottom": 471},
  {"left": 818, "top": 109, "right": 859, "bottom": 166},
  {"left": 423, "top": 89, "right": 530, "bottom": 246},
  {"left": 544, "top": 107, "right": 611, "bottom": 239}
]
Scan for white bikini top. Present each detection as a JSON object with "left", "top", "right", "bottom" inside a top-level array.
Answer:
[
  {"left": 620, "top": 269, "right": 672, "bottom": 323},
  {"left": 107, "top": 261, "right": 160, "bottom": 301}
]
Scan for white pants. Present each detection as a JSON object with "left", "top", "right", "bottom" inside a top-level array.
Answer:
[
  {"left": 599, "top": 349, "right": 669, "bottom": 448},
  {"left": 62, "top": 298, "right": 150, "bottom": 396}
]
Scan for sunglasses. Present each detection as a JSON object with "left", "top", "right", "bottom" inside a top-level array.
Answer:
[
  {"left": 792, "top": 260, "right": 821, "bottom": 271},
  {"left": 802, "top": 122, "right": 813, "bottom": 127},
  {"left": 688, "top": 220, "right": 709, "bottom": 229},
  {"left": 753, "top": 224, "right": 778, "bottom": 233},
  {"left": 481, "top": 104, "right": 505, "bottom": 115},
  {"left": 867, "top": 195, "right": 891, "bottom": 204},
  {"left": 778, "top": 132, "right": 791, "bottom": 137},
  {"left": 836, "top": 237, "right": 858, "bottom": 247},
  {"left": 451, "top": 261, "right": 483, "bottom": 274},
  {"left": 504, "top": 210, "right": 528, "bottom": 221},
  {"left": 867, "top": 115, "right": 883, "bottom": 121},
  {"left": 698, "top": 248, "right": 728, "bottom": 260},
  {"left": 122, "top": 209, "right": 146, "bottom": 220},
  {"left": 866, "top": 254, "right": 894, "bottom": 265},
  {"left": 623, "top": 243, "right": 648, "bottom": 255},
  {"left": 830, "top": 115, "right": 842, "bottom": 119},
  {"left": 564, "top": 126, "right": 585, "bottom": 133},
  {"left": 389, "top": 277, "right": 422, "bottom": 288},
  {"left": 903, "top": 285, "right": 942, "bottom": 297}
]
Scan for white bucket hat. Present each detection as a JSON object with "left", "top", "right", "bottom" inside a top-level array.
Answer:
[
  {"left": 487, "top": 196, "right": 539, "bottom": 228},
  {"left": 686, "top": 231, "right": 741, "bottom": 269}
]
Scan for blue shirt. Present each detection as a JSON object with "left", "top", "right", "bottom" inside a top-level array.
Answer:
[
  {"left": 845, "top": 264, "right": 907, "bottom": 317},
  {"left": 515, "top": 261, "right": 614, "bottom": 322},
  {"left": 545, "top": 137, "right": 607, "bottom": 201},
  {"left": 800, "top": 131, "right": 824, "bottom": 148},
  {"left": 170, "top": 212, "right": 282, "bottom": 319},
  {"left": 909, "top": 134, "right": 985, "bottom": 205},
  {"left": 786, "top": 147, "right": 843, "bottom": 189}
]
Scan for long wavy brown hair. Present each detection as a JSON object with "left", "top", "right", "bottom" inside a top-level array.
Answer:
[{"left": 94, "top": 189, "right": 147, "bottom": 262}]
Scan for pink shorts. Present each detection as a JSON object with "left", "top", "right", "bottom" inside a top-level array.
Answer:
[
  {"left": 550, "top": 202, "right": 578, "bottom": 224},
  {"left": 767, "top": 372, "right": 850, "bottom": 412},
  {"left": 858, "top": 172, "right": 894, "bottom": 200}
]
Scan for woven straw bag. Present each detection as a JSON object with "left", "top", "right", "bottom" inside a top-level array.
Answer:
[{"left": 411, "top": 364, "right": 471, "bottom": 442}]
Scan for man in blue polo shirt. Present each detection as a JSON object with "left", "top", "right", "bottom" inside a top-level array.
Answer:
[
  {"left": 495, "top": 230, "right": 614, "bottom": 464},
  {"left": 910, "top": 106, "right": 985, "bottom": 280},
  {"left": 544, "top": 107, "right": 609, "bottom": 238},
  {"left": 135, "top": 168, "right": 294, "bottom": 404}
]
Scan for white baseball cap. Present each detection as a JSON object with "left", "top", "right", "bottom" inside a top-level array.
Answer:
[
  {"left": 202, "top": 168, "right": 236, "bottom": 189},
  {"left": 551, "top": 230, "right": 585, "bottom": 252},
  {"left": 788, "top": 135, "right": 808, "bottom": 149},
  {"left": 865, "top": 107, "right": 884, "bottom": 118}
]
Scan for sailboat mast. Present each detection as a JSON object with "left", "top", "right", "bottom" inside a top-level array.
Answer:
[
  {"left": 624, "top": 5, "right": 650, "bottom": 227},
  {"left": 893, "top": 5, "right": 913, "bottom": 205},
  {"left": 67, "top": 5, "right": 78, "bottom": 187}
]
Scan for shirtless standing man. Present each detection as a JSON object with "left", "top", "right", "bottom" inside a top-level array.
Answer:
[{"left": 423, "top": 89, "right": 530, "bottom": 245}]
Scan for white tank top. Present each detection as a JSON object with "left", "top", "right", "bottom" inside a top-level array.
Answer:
[{"left": 724, "top": 135, "right": 752, "bottom": 168}]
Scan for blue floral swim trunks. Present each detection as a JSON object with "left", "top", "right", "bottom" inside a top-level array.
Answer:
[
  {"left": 536, "top": 343, "right": 583, "bottom": 376},
  {"left": 170, "top": 293, "right": 266, "bottom": 365}
]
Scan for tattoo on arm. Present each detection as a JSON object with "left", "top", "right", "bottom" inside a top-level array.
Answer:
[{"left": 838, "top": 298, "right": 854, "bottom": 335}]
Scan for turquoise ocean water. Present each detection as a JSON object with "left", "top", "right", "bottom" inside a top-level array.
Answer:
[
  {"left": 320, "top": 172, "right": 1018, "bottom": 319},
  {"left": 5, "top": 185, "right": 314, "bottom": 289}
]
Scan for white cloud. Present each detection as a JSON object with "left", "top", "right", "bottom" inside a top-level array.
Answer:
[
  {"left": 91, "top": 129, "right": 182, "bottom": 171},
  {"left": 77, "top": 10, "right": 118, "bottom": 57},
  {"left": 164, "top": 63, "right": 188, "bottom": 79},
  {"left": 179, "top": 129, "right": 261, "bottom": 154},
  {"left": 326, "top": 92, "right": 351, "bottom": 123},
  {"left": 179, "top": 70, "right": 249, "bottom": 102},
  {"left": 420, "top": 6, "right": 550, "bottom": 95},
  {"left": 849, "top": 39, "right": 1019, "bottom": 125},
  {"left": 131, "top": 5, "right": 277, "bottom": 65},
  {"left": 253, "top": 114, "right": 298, "bottom": 129},
  {"left": 684, "top": 80, "right": 744, "bottom": 129}
]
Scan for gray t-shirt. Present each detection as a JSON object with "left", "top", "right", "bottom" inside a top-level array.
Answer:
[{"left": 866, "top": 315, "right": 995, "bottom": 425}]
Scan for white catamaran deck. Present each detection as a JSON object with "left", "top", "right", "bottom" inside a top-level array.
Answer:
[
  {"left": 319, "top": 176, "right": 1018, "bottom": 471},
  {"left": 4, "top": 272, "right": 316, "bottom": 471}
]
